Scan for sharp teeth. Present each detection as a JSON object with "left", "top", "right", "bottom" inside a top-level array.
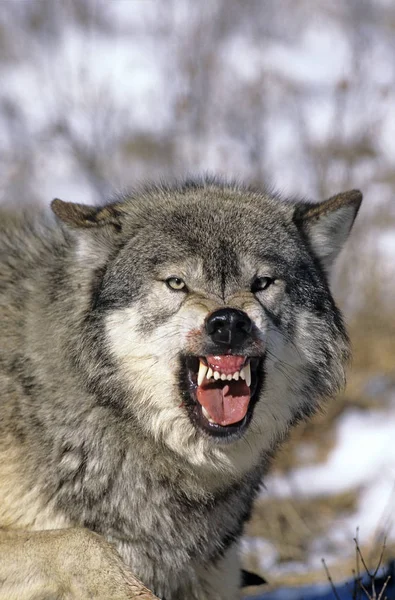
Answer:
[
  {"left": 197, "top": 362, "right": 208, "bottom": 386},
  {"left": 245, "top": 362, "right": 251, "bottom": 387},
  {"left": 198, "top": 360, "right": 250, "bottom": 386},
  {"left": 202, "top": 406, "right": 210, "bottom": 419},
  {"left": 202, "top": 406, "right": 215, "bottom": 423}
]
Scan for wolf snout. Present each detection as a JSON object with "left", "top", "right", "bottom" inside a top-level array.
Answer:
[{"left": 205, "top": 308, "right": 252, "bottom": 347}]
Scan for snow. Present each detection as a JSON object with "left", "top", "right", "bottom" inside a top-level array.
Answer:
[
  {"left": 241, "top": 537, "right": 279, "bottom": 574},
  {"left": 265, "top": 403, "right": 395, "bottom": 555},
  {"left": 223, "top": 21, "right": 351, "bottom": 89},
  {"left": 1, "top": 25, "right": 176, "bottom": 138},
  {"left": 261, "top": 23, "right": 351, "bottom": 87},
  {"left": 267, "top": 408, "right": 395, "bottom": 498},
  {"left": 106, "top": 1, "right": 162, "bottom": 31},
  {"left": 244, "top": 562, "right": 395, "bottom": 600},
  {"left": 377, "top": 231, "right": 395, "bottom": 266}
]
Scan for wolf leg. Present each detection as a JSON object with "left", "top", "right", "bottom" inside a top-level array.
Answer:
[{"left": 0, "top": 528, "right": 158, "bottom": 600}]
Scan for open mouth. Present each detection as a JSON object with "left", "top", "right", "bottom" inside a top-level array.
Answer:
[{"left": 180, "top": 354, "right": 264, "bottom": 442}]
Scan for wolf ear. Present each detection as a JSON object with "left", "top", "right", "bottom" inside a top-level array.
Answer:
[
  {"left": 51, "top": 198, "right": 122, "bottom": 231},
  {"left": 293, "top": 189, "right": 362, "bottom": 275}
]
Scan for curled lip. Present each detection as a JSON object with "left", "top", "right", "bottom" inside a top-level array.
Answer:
[
  {"left": 178, "top": 354, "right": 265, "bottom": 442},
  {"left": 199, "top": 355, "right": 248, "bottom": 368}
]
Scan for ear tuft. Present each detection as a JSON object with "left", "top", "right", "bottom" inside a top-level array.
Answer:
[
  {"left": 51, "top": 198, "right": 122, "bottom": 230},
  {"left": 294, "top": 189, "right": 362, "bottom": 275}
]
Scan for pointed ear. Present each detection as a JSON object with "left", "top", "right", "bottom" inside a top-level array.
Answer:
[
  {"left": 293, "top": 189, "right": 362, "bottom": 274},
  {"left": 51, "top": 198, "right": 122, "bottom": 231}
]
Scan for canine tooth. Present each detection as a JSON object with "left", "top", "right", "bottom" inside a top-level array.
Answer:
[
  {"left": 220, "top": 373, "right": 227, "bottom": 381},
  {"left": 240, "top": 368, "right": 246, "bottom": 380},
  {"left": 214, "top": 371, "right": 220, "bottom": 380},
  {"left": 226, "top": 374, "right": 232, "bottom": 381},
  {"left": 245, "top": 362, "right": 251, "bottom": 387},
  {"left": 202, "top": 406, "right": 210, "bottom": 420},
  {"left": 202, "top": 406, "right": 216, "bottom": 424},
  {"left": 206, "top": 367, "right": 213, "bottom": 380},
  {"left": 233, "top": 371, "right": 240, "bottom": 381},
  {"left": 197, "top": 362, "right": 208, "bottom": 386}
]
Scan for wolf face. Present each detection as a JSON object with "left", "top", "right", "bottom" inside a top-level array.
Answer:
[{"left": 52, "top": 180, "right": 361, "bottom": 475}]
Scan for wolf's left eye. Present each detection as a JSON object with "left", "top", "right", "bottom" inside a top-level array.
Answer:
[
  {"left": 251, "top": 276, "right": 275, "bottom": 293},
  {"left": 166, "top": 277, "right": 187, "bottom": 291}
]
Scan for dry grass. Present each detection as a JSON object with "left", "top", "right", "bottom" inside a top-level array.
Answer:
[
  {"left": 246, "top": 492, "right": 357, "bottom": 564},
  {"left": 243, "top": 538, "right": 395, "bottom": 593},
  {"left": 322, "top": 536, "right": 393, "bottom": 600}
]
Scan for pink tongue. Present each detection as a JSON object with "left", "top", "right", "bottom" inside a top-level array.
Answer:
[{"left": 196, "top": 381, "right": 250, "bottom": 426}]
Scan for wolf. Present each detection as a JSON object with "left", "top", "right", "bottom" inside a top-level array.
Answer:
[{"left": 0, "top": 178, "right": 362, "bottom": 599}]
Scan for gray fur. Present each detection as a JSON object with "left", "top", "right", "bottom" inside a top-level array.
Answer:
[{"left": 0, "top": 178, "right": 362, "bottom": 599}]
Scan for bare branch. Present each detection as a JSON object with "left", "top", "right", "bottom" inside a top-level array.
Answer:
[
  {"left": 377, "top": 575, "right": 391, "bottom": 600},
  {"left": 322, "top": 558, "right": 342, "bottom": 600}
]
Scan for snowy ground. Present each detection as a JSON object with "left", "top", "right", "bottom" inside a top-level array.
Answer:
[
  {"left": 242, "top": 385, "right": 395, "bottom": 580},
  {"left": 245, "top": 558, "right": 395, "bottom": 599},
  {"left": 246, "top": 572, "right": 395, "bottom": 600}
]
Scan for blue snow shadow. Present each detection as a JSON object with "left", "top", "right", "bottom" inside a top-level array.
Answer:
[{"left": 245, "top": 562, "right": 395, "bottom": 600}]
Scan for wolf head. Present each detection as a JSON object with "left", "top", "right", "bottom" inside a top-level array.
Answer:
[{"left": 52, "top": 180, "right": 361, "bottom": 474}]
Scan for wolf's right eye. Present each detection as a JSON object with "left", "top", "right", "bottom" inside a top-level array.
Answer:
[
  {"left": 166, "top": 277, "right": 187, "bottom": 291},
  {"left": 251, "top": 276, "right": 275, "bottom": 293}
]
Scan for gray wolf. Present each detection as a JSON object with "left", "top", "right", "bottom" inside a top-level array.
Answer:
[{"left": 0, "top": 179, "right": 362, "bottom": 599}]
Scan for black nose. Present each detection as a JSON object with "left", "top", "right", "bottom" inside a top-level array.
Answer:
[{"left": 206, "top": 308, "right": 252, "bottom": 347}]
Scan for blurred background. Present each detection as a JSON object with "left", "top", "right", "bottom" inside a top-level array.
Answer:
[{"left": 1, "top": 0, "right": 394, "bottom": 593}]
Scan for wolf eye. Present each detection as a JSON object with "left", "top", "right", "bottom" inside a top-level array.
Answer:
[
  {"left": 166, "top": 277, "right": 187, "bottom": 291},
  {"left": 251, "top": 276, "right": 275, "bottom": 293}
]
